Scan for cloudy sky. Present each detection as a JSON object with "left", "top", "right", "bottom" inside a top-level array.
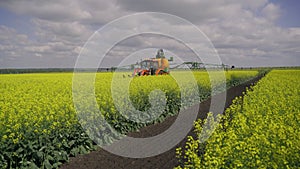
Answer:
[{"left": 0, "top": 0, "right": 299, "bottom": 68}]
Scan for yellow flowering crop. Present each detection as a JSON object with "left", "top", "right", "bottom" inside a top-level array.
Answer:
[
  {"left": 0, "top": 70, "right": 257, "bottom": 168},
  {"left": 176, "top": 69, "right": 300, "bottom": 168}
]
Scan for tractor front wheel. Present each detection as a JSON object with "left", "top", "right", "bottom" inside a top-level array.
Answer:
[{"left": 158, "top": 70, "right": 164, "bottom": 75}]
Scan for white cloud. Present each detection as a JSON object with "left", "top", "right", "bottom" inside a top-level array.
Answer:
[
  {"left": 32, "top": 19, "right": 92, "bottom": 44},
  {"left": 0, "top": 0, "right": 299, "bottom": 67},
  {"left": 261, "top": 3, "right": 281, "bottom": 22},
  {"left": 0, "top": 0, "right": 92, "bottom": 22}
]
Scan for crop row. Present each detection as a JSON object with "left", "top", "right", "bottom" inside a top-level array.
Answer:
[{"left": 176, "top": 69, "right": 300, "bottom": 168}]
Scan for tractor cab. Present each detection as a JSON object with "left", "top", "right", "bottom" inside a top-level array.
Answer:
[
  {"left": 133, "top": 59, "right": 156, "bottom": 76},
  {"left": 140, "top": 60, "right": 158, "bottom": 70}
]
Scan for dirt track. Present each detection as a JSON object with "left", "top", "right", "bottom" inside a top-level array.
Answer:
[{"left": 61, "top": 76, "right": 262, "bottom": 169}]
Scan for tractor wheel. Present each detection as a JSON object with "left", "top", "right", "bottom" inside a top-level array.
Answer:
[{"left": 158, "top": 70, "right": 164, "bottom": 75}]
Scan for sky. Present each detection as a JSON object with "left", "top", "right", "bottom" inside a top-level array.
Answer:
[{"left": 0, "top": 0, "right": 299, "bottom": 68}]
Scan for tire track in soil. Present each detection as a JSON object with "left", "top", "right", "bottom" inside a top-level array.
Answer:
[{"left": 61, "top": 75, "right": 262, "bottom": 169}]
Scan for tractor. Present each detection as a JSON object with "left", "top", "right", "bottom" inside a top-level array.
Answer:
[{"left": 132, "top": 49, "right": 173, "bottom": 76}]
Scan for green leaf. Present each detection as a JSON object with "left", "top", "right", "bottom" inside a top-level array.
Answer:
[{"left": 43, "top": 159, "right": 52, "bottom": 169}]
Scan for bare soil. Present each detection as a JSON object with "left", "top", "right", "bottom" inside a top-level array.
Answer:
[{"left": 61, "top": 76, "right": 262, "bottom": 169}]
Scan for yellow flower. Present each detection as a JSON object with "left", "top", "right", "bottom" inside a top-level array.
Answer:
[
  {"left": 2, "top": 135, "right": 8, "bottom": 140},
  {"left": 13, "top": 138, "right": 19, "bottom": 144}
]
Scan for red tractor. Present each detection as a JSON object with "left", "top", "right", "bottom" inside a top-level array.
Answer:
[{"left": 132, "top": 49, "right": 173, "bottom": 76}]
